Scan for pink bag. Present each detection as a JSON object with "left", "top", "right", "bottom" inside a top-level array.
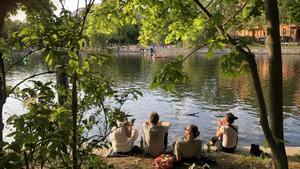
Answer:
[{"left": 153, "top": 154, "right": 175, "bottom": 169}]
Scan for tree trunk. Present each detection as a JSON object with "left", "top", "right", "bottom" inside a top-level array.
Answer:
[
  {"left": 263, "top": 0, "right": 288, "bottom": 168},
  {"left": 192, "top": 0, "right": 288, "bottom": 168},
  {"left": 56, "top": 65, "right": 69, "bottom": 106},
  {"left": 71, "top": 72, "right": 78, "bottom": 169},
  {"left": 0, "top": 53, "right": 6, "bottom": 149},
  {"left": 0, "top": 4, "right": 6, "bottom": 32},
  {"left": 0, "top": 2, "right": 7, "bottom": 150}
]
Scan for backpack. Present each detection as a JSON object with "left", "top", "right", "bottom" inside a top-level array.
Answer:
[
  {"left": 153, "top": 154, "right": 175, "bottom": 169},
  {"left": 250, "top": 144, "right": 263, "bottom": 156}
]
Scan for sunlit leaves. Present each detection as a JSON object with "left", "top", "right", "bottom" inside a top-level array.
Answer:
[
  {"left": 206, "top": 37, "right": 227, "bottom": 60},
  {"left": 219, "top": 47, "right": 249, "bottom": 77},
  {"left": 242, "top": 0, "right": 264, "bottom": 21},
  {"left": 87, "top": 1, "right": 136, "bottom": 37},
  {"left": 6, "top": 81, "right": 73, "bottom": 168},
  {"left": 280, "top": 0, "right": 300, "bottom": 23},
  {"left": 151, "top": 58, "right": 188, "bottom": 91}
]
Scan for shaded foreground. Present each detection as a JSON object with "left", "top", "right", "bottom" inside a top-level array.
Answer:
[{"left": 104, "top": 151, "right": 300, "bottom": 169}]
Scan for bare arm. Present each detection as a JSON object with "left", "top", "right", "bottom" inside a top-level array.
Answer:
[
  {"left": 216, "top": 127, "right": 222, "bottom": 137},
  {"left": 124, "top": 123, "right": 132, "bottom": 138},
  {"left": 159, "top": 121, "right": 171, "bottom": 127},
  {"left": 174, "top": 141, "right": 181, "bottom": 161},
  {"left": 216, "top": 119, "right": 224, "bottom": 137}
]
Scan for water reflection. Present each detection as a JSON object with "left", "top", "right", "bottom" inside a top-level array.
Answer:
[{"left": 3, "top": 52, "right": 300, "bottom": 146}]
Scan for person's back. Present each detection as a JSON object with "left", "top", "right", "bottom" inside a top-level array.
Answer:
[
  {"left": 143, "top": 112, "right": 171, "bottom": 157},
  {"left": 110, "top": 120, "right": 138, "bottom": 153},
  {"left": 213, "top": 113, "right": 239, "bottom": 153},
  {"left": 173, "top": 124, "right": 202, "bottom": 161},
  {"left": 174, "top": 138, "right": 202, "bottom": 160},
  {"left": 143, "top": 122, "right": 169, "bottom": 157},
  {"left": 220, "top": 124, "right": 238, "bottom": 149}
]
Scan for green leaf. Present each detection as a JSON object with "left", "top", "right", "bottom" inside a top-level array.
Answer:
[
  {"left": 69, "top": 59, "right": 79, "bottom": 70},
  {"left": 219, "top": 47, "right": 248, "bottom": 77},
  {"left": 150, "top": 58, "right": 188, "bottom": 92},
  {"left": 9, "top": 142, "right": 22, "bottom": 152},
  {"left": 261, "top": 139, "right": 269, "bottom": 148},
  {"left": 44, "top": 50, "right": 54, "bottom": 66},
  {"left": 6, "top": 132, "right": 16, "bottom": 137},
  {"left": 206, "top": 46, "right": 214, "bottom": 60},
  {"left": 0, "top": 142, "right": 9, "bottom": 148},
  {"left": 211, "top": 12, "right": 224, "bottom": 25}
]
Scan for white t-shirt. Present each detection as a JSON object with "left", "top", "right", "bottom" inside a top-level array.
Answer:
[
  {"left": 109, "top": 121, "right": 138, "bottom": 153},
  {"left": 219, "top": 124, "right": 238, "bottom": 148},
  {"left": 143, "top": 122, "right": 170, "bottom": 157}
]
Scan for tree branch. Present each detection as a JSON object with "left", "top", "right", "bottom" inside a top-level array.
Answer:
[
  {"left": 222, "top": 2, "right": 248, "bottom": 26},
  {"left": 8, "top": 71, "right": 55, "bottom": 95},
  {"left": 5, "top": 49, "right": 39, "bottom": 73},
  {"left": 79, "top": 0, "right": 96, "bottom": 36},
  {"left": 205, "top": 0, "right": 215, "bottom": 8},
  {"left": 59, "top": 0, "right": 65, "bottom": 11},
  {"left": 192, "top": 0, "right": 277, "bottom": 149},
  {"left": 76, "top": 0, "right": 80, "bottom": 18},
  {"left": 182, "top": 40, "right": 216, "bottom": 62}
]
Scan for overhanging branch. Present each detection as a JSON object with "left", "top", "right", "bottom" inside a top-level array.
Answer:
[
  {"left": 5, "top": 49, "right": 39, "bottom": 73},
  {"left": 182, "top": 40, "right": 216, "bottom": 62},
  {"left": 205, "top": 0, "right": 215, "bottom": 8},
  {"left": 223, "top": 2, "right": 248, "bottom": 26},
  {"left": 192, "top": 0, "right": 277, "bottom": 148},
  {"left": 8, "top": 71, "right": 55, "bottom": 95}
]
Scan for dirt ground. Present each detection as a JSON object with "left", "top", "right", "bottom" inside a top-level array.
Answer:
[{"left": 104, "top": 152, "right": 300, "bottom": 169}]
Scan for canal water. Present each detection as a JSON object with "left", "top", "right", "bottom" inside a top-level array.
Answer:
[{"left": 3, "top": 52, "right": 300, "bottom": 146}]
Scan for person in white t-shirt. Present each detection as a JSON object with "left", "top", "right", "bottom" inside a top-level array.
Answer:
[
  {"left": 143, "top": 112, "right": 171, "bottom": 157},
  {"left": 212, "top": 113, "right": 238, "bottom": 153},
  {"left": 109, "top": 113, "right": 138, "bottom": 154}
]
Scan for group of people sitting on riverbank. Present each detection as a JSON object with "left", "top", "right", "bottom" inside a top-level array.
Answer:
[{"left": 109, "top": 111, "right": 238, "bottom": 162}]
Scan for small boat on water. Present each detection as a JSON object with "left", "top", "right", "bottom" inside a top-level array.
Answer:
[{"left": 151, "top": 54, "right": 169, "bottom": 59}]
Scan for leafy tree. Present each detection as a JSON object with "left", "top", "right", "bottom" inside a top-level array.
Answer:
[
  {"left": 88, "top": 24, "right": 140, "bottom": 48},
  {"left": 1, "top": 1, "right": 143, "bottom": 169},
  {"left": 1, "top": 0, "right": 56, "bottom": 154},
  {"left": 279, "top": 0, "right": 300, "bottom": 24},
  {"left": 0, "top": 0, "right": 22, "bottom": 153},
  {"left": 1, "top": 19, "right": 25, "bottom": 48},
  {"left": 95, "top": 0, "right": 288, "bottom": 168},
  {"left": 108, "top": 24, "right": 140, "bottom": 44}
]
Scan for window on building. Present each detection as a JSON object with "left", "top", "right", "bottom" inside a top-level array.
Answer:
[
  {"left": 263, "top": 31, "right": 266, "bottom": 36},
  {"left": 283, "top": 29, "right": 286, "bottom": 35},
  {"left": 291, "top": 28, "right": 295, "bottom": 36}
]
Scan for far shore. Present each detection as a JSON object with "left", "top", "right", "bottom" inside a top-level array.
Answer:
[
  {"left": 10, "top": 45, "right": 300, "bottom": 57},
  {"left": 84, "top": 45, "right": 300, "bottom": 56}
]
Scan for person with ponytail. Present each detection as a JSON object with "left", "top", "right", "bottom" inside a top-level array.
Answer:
[
  {"left": 212, "top": 113, "right": 239, "bottom": 153},
  {"left": 173, "top": 124, "right": 202, "bottom": 161}
]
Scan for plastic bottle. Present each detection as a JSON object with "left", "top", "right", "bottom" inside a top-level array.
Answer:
[
  {"left": 207, "top": 142, "right": 211, "bottom": 152},
  {"left": 140, "top": 136, "right": 144, "bottom": 150}
]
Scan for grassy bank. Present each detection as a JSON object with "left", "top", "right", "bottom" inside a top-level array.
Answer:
[{"left": 104, "top": 151, "right": 300, "bottom": 169}]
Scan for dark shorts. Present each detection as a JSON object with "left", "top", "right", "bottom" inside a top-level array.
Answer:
[
  {"left": 211, "top": 136, "right": 236, "bottom": 153},
  {"left": 221, "top": 146, "right": 236, "bottom": 153}
]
